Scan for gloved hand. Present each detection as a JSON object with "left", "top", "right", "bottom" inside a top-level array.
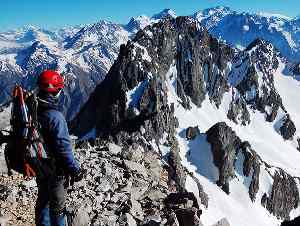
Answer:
[{"left": 70, "top": 168, "right": 85, "bottom": 186}]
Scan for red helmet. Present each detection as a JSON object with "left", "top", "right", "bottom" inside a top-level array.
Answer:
[{"left": 38, "top": 70, "right": 64, "bottom": 93}]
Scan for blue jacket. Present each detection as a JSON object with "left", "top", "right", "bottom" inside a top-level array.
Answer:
[{"left": 37, "top": 93, "right": 80, "bottom": 176}]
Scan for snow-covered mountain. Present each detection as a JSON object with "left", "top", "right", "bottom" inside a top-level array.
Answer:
[
  {"left": 0, "top": 22, "right": 129, "bottom": 120},
  {"left": 125, "top": 8, "right": 176, "bottom": 33},
  {"left": 194, "top": 6, "right": 300, "bottom": 62}
]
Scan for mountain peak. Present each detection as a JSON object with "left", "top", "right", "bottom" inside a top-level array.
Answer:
[
  {"left": 194, "top": 6, "right": 233, "bottom": 22},
  {"left": 125, "top": 15, "right": 151, "bottom": 33},
  {"left": 151, "top": 8, "right": 176, "bottom": 20}
]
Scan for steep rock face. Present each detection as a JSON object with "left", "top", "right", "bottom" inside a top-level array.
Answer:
[
  {"left": 72, "top": 17, "right": 300, "bottom": 223},
  {"left": 73, "top": 17, "right": 235, "bottom": 138},
  {"left": 176, "top": 18, "right": 234, "bottom": 108}
]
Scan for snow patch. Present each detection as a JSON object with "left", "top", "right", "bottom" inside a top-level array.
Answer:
[{"left": 126, "top": 79, "right": 149, "bottom": 112}]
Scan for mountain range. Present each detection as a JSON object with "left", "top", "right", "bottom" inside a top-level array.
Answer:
[
  {"left": 1, "top": 6, "right": 300, "bottom": 226},
  {"left": 0, "top": 7, "right": 300, "bottom": 120}
]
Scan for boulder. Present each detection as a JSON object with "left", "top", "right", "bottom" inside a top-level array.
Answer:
[{"left": 108, "top": 143, "right": 122, "bottom": 155}]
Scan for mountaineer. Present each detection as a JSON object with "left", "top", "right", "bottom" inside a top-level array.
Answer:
[{"left": 35, "top": 70, "right": 84, "bottom": 226}]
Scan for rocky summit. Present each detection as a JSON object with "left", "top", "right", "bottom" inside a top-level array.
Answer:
[{"left": 1, "top": 8, "right": 300, "bottom": 226}]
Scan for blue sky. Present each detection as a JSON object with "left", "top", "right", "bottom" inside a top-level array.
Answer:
[{"left": 1, "top": 0, "right": 299, "bottom": 31}]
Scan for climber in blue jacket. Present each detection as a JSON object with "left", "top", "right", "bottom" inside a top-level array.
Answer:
[{"left": 35, "top": 70, "right": 83, "bottom": 226}]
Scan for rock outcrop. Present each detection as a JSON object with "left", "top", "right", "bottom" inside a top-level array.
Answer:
[
  {"left": 263, "top": 170, "right": 299, "bottom": 220},
  {"left": 206, "top": 122, "right": 241, "bottom": 194}
]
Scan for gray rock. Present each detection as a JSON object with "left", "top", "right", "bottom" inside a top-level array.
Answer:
[
  {"left": 0, "top": 184, "right": 11, "bottom": 202},
  {"left": 130, "top": 198, "right": 144, "bottom": 221},
  {"left": 166, "top": 211, "right": 180, "bottom": 226},
  {"left": 143, "top": 214, "right": 162, "bottom": 226},
  {"left": 175, "top": 207, "right": 202, "bottom": 226},
  {"left": 0, "top": 147, "right": 8, "bottom": 174}
]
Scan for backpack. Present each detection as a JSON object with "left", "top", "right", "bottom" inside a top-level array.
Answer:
[{"left": 4, "top": 85, "right": 52, "bottom": 178}]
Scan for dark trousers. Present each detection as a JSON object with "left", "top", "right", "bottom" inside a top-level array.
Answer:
[{"left": 35, "top": 175, "right": 67, "bottom": 226}]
